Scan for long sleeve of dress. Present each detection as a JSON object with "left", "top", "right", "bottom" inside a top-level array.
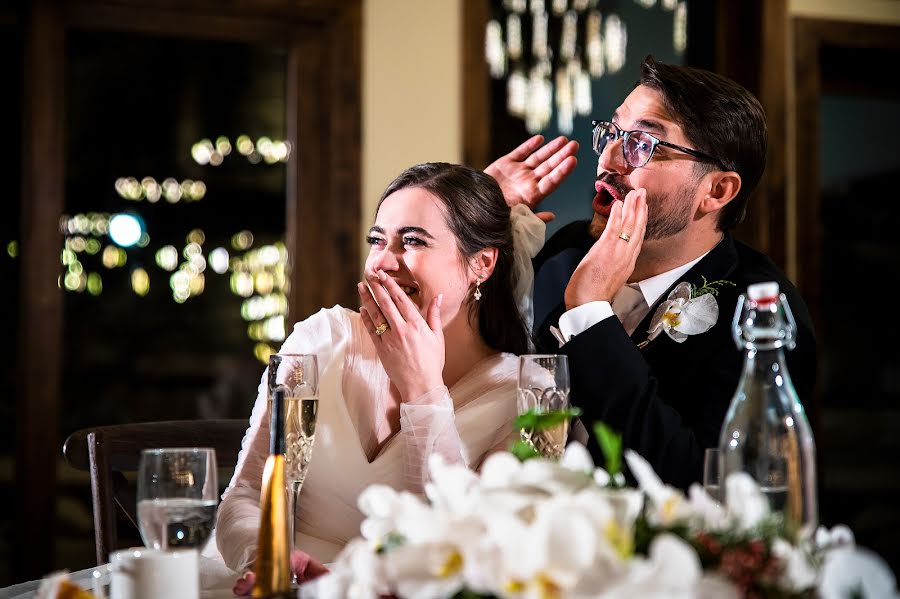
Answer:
[
  {"left": 215, "top": 307, "right": 348, "bottom": 572},
  {"left": 399, "top": 386, "right": 465, "bottom": 490}
]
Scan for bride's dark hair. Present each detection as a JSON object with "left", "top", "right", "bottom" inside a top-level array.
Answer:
[{"left": 377, "top": 162, "right": 529, "bottom": 355}]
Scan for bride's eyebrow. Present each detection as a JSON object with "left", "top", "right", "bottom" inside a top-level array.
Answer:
[{"left": 398, "top": 226, "right": 435, "bottom": 240}]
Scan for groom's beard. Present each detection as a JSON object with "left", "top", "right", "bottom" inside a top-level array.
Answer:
[{"left": 589, "top": 174, "right": 694, "bottom": 241}]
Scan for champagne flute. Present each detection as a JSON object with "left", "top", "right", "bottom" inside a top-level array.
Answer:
[
  {"left": 517, "top": 354, "right": 570, "bottom": 458},
  {"left": 703, "top": 448, "right": 722, "bottom": 502},
  {"left": 137, "top": 448, "right": 218, "bottom": 551},
  {"left": 268, "top": 353, "right": 319, "bottom": 579}
]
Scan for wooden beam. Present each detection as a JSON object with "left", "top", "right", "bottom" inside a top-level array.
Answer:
[
  {"left": 17, "top": 0, "right": 65, "bottom": 580},
  {"left": 462, "top": 0, "right": 491, "bottom": 170},
  {"left": 64, "top": 2, "right": 332, "bottom": 42},
  {"left": 756, "top": 0, "right": 788, "bottom": 269},
  {"left": 286, "top": 1, "right": 361, "bottom": 322}
]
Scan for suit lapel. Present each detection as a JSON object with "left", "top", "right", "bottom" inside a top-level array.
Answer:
[{"left": 630, "top": 234, "right": 739, "bottom": 351}]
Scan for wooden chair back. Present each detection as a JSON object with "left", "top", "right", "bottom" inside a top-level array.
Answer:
[{"left": 62, "top": 419, "right": 248, "bottom": 565}]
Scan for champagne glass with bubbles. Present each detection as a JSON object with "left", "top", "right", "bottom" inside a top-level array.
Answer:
[
  {"left": 137, "top": 447, "right": 218, "bottom": 551},
  {"left": 268, "top": 353, "right": 319, "bottom": 575},
  {"left": 517, "top": 354, "right": 570, "bottom": 458}
]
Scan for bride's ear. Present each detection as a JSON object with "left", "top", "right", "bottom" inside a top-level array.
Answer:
[{"left": 470, "top": 248, "right": 498, "bottom": 282}]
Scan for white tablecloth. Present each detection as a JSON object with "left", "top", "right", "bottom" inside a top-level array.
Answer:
[{"left": 0, "top": 555, "right": 240, "bottom": 599}]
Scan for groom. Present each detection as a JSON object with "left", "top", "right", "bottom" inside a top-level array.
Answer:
[{"left": 488, "top": 56, "right": 817, "bottom": 490}]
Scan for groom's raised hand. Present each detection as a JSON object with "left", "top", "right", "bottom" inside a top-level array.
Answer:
[{"left": 485, "top": 134, "right": 578, "bottom": 223}]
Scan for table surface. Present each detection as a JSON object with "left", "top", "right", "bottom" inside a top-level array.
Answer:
[{"left": 0, "top": 554, "right": 240, "bottom": 599}]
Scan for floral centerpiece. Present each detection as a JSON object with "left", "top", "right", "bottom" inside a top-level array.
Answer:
[{"left": 301, "top": 425, "right": 897, "bottom": 599}]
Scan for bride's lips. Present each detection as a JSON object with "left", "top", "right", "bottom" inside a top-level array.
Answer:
[{"left": 592, "top": 180, "right": 624, "bottom": 217}]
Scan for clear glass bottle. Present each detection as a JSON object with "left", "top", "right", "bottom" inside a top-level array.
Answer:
[{"left": 719, "top": 281, "right": 817, "bottom": 540}]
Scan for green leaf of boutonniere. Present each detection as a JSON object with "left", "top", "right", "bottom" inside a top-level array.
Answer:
[
  {"left": 593, "top": 421, "right": 623, "bottom": 477},
  {"left": 690, "top": 275, "right": 735, "bottom": 298}
]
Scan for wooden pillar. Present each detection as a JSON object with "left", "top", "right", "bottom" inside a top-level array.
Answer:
[
  {"left": 17, "top": 0, "right": 65, "bottom": 580},
  {"left": 285, "top": 2, "right": 361, "bottom": 324},
  {"left": 462, "top": 0, "right": 491, "bottom": 170},
  {"left": 712, "top": 0, "right": 788, "bottom": 269}
]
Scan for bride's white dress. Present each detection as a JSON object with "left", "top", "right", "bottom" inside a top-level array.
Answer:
[{"left": 213, "top": 306, "right": 520, "bottom": 571}]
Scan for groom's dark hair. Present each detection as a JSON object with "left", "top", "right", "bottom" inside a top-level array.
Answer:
[
  {"left": 378, "top": 163, "right": 530, "bottom": 355},
  {"left": 638, "top": 55, "right": 767, "bottom": 231}
]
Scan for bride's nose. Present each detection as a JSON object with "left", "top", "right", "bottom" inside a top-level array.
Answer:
[{"left": 368, "top": 246, "right": 400, "bottom": 274}]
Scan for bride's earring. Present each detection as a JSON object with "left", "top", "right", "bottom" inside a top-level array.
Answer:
[{"left": 474, "top": 277, "right": 483, "bottom": 301}]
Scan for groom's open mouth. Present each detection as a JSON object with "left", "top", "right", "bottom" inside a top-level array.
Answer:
[{"left": 592, "top": 180, "right": 625, "bottom": 217}]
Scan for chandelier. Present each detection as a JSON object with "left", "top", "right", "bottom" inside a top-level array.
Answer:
[{"left": 485, "top": 0, "right": 687, "bottom": 134}]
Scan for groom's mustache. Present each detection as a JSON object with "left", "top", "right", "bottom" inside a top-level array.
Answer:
[{"left": 596, "top": 173, "right": 633, "bottom": 197}]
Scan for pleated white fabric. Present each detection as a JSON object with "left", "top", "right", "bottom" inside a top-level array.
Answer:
[{"left": 213, "top": 306, "right": 519, "bottom": 570}]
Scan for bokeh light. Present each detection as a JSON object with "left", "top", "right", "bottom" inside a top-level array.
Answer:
[
  {"left": 131, "top": 268, "right": 150, "bottom": 296},
  {"left": 231, "top": 230, "right": 254, "bottom": 251},
  {"left": 155, "top": 245, "right": 179, "bottom": 271},
  {"left": 209, "top": 247, "right": 229, "bottom": 274},
  {"left": 109, "top": 213, "right": 143, "bottom": 247},
  {"left": 86, "top": 272, "right": 103, "bottom": 296}
]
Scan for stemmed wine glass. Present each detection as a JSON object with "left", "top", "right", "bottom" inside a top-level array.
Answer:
[
  {"left": 268, "top": 353, "right": 319, "bottom": 581},
  {"left": 703, "top": 448, "right": 723, "bottom": 502},
  {"left": 137, "top": 448, "right": 218, "bottom": 551},
  {"left": 517, "top": 354, "right": 570, "bottom": 458}
]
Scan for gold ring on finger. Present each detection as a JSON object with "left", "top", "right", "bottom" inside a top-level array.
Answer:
[
  {"left": 374, "top": 322, "right": 389, "bottom": 336},
  {"left": 618, "top": 231, "right": 631, "bottom": 242}
]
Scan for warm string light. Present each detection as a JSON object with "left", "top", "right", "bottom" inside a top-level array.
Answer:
[
  {"left": 56, "top": 127, "right": 293, "bottom": 361},
  {"left": 191, "top": 135, "right": 292, "bottom": 166},
  {"left": 58, "top": 213, "right": 289, "bottom": 361},
  {"left": 115, "top": 177, "right": 206, "bottom": 203},
  {"left": 486, "top": 0, "right": 686, "bottom": 134}
]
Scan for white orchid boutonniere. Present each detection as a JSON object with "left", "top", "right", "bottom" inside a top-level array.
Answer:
[{"left": 647, "top": 276, "right": 736, "bottom": 343}]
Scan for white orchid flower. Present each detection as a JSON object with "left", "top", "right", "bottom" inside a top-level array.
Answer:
[
  {"left": 424, "top": 453, "right": 481, "bottom": 517},
  {"left": 624, "top": 450, "right": 692, "bottom": 526},
  {"left": 818, "top": 545, "right": 900, "bottom": 599},
  {"left": 590, "top": 534, "right": 702, "bottom": 599},
  {"left": 723, "top": 472, "right": 770, "bottom": 531},
  {"left": 301, "top": 538, "right": 389, "bottom": 599},
  {"left": 686, "top": 483, "right": 730, "bottom": 531},
  {"left": 382, "top": 540, "right": 470, "bottom": 599},
  {"left": 815, "top": 524, "right": 856, "bottom": 551},
  {"left": 771, "top": 538, "right": 817, "bottom": 592},
  {"left": 559, "top": 441, "right": 596, "bottom": 474},
  {"left": 647, "top": 282, "right": 718, "bottom": 343},
  {"left": 358, "top": 485, "right": 433, "bottom": 543}
]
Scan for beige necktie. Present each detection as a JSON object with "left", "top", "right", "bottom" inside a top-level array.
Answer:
[{"left": 611, "top": 283, "right": 647, "bottom": 336}]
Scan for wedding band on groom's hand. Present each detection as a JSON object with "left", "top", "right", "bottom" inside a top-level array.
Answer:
[{"left": 374, "top": 322, "right": 389, "bottom": 336}]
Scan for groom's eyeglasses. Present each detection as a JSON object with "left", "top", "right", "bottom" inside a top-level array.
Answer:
[{"left": 591, "top": 120, "right": 725, "bottom": 170}]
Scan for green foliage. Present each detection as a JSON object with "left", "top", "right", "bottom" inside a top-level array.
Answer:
[
  {"left": 509, "top": 440, "right": 541, "bottom": 462},
  {"left": 593, "top": 422, "right": 623, "bottom": 478},
  {"left": 690, "top": 275, "right": 736, "bottom": 298},
  {"left": 375, "top": 532, "right": 406, "bottom": 555},
  {"left": 511, "top": 407, "right": 583, "bottom": 463},
  {"left": 451, "top": 591, "right": 495, "bottom": 599},
  {"left": 513, "top": 407, "right": 582, "bottom": 430}
]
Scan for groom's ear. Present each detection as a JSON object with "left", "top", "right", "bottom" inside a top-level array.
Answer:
[{"left": 470, "top": 248, "right": 499, "bottom": 281}]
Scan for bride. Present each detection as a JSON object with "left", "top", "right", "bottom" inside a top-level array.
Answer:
[{"left": 213, "top": 149, "right": 575, "bottom": 584}]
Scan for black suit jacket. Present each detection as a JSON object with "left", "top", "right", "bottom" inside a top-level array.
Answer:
[{"left": 533, "top": 221, "right": 817, "bottom": 491}]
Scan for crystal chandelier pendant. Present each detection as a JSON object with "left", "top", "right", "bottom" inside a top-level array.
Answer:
[
  {"left": 484, "top": 0, "right": 691, "bottom": 132},
  {"left": 485, "top": 20, "right": 507, "bottom": 78}
]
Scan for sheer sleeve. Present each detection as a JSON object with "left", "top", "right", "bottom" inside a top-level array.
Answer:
[
  {"left": 215, "top": 307, "right": 349, "bottom": 572},
  {"left": 510, "top": 204, "right": 546, "bottom": 335},
  {"left": 399, "top": 386, "right": 465, "bottom": 492}
]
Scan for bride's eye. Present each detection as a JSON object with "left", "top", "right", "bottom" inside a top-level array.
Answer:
[
  {"left": 366, "top": 235, "right": 385, "bottom": 247},
  {"left": 403, "top": 236, "right": 426, "bottom": 247}
]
